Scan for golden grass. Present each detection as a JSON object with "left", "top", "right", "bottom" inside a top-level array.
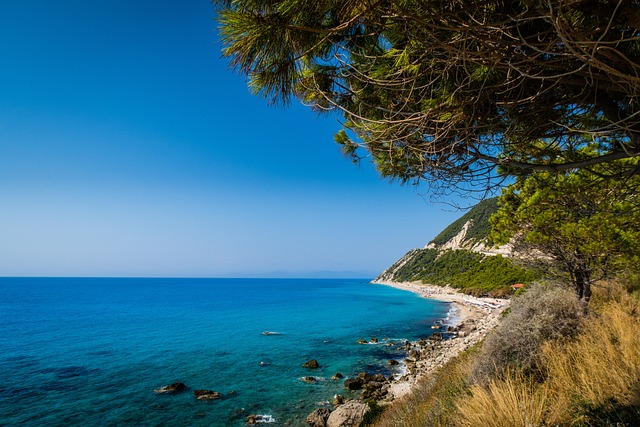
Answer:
[
  {"left": 543, "top": 289, "right": 640, "bottom": 424},
  {"left": 371, "top": 346, "right": 477, "bottom": 427},
  {"left": 456, "top": 284, "right": 640, "bottom": 426},
  {"left": 456, "top": 374, "right": 550, "bottom": 427},
  {"left": 373, "top": 283, "right": 640, "bottom": 427}
]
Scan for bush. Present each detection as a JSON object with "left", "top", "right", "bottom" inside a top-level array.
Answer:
[{"left": 471, "top": 282, "right": 582, "bottom": 383}]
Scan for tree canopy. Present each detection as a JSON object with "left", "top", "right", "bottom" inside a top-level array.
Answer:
[
  {"left": 214, "top": 0, "right": 640, "bottom": 193},
  {"left": 490, "top": 160, "right": 640, "bottom": 301}
]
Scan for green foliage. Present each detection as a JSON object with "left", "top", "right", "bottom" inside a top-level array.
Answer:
[
  {"left": 491, "top": 159, "right": 640, "bottom": 300},
  {"left": 360, "top": 401, "right": 385, "bottom": 427},
  {"left": 214, "top": 0, "right": 640, "bottom": 193},
  {"left": 429, "top": 198, "right": 499, "bottom": 246},
  {"left": 391, "top": 248, "right": 537, "bottom": 294}
]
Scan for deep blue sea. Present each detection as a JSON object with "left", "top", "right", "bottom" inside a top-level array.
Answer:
[{"left": 0, "top": 278, "right": 450, "bottom": 426}]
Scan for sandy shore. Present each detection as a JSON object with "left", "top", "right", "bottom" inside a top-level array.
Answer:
[{"left": 371, "top": 280, "right": 510, "bottom": 400}]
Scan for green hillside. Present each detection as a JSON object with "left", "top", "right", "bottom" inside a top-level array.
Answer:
[
  {"left": 389, "top": 248, "right": 536, "bottom": 296},
  {"left": 429, "top": 198, "right": 499, "bottom": 247}
]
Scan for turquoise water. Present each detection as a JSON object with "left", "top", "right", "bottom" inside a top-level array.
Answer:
[{"left": 0, "top": 278, "right": 450, "bottom": 426}]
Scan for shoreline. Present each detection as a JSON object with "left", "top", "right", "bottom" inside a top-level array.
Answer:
[{"left": 371, "top": 279, "right": 509, "bottom": 400}]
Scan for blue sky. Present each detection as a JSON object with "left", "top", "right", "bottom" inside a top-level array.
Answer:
[{"left": 0, "top": 1, "right": 466, "bottom": 278}]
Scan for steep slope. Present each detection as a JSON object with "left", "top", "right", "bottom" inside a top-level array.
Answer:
[{"left": 374, "top": 198, "right": 535, "bottom": 295}]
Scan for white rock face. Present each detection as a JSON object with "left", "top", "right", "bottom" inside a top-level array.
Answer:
[{"left": 326, "top": 401, "right": 370, "bottom": 427}]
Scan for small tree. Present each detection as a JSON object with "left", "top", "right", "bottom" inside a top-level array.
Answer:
[{"left": 491, "top": 161, "right": 640, "bottom": 302}]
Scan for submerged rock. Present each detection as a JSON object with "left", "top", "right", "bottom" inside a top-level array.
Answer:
[
  {"left": 193, "top": 389, "right": 223, "bottom": 400},
  {"left": 154, "top": 382, "right": 186, "bottom": 394},
  {"left": 302, "top": 376, "right": 318, "bottom": 383},
  {"left": 247, "top": 414, "right": 273, "bottom": 424}
]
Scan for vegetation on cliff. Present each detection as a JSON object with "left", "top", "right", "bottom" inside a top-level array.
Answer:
[
  {"left": 387, "top": 249, "right": 536, "bottom": 296},
  {"left": 429, "top": 198, "right": 498, "bottom": 247}
]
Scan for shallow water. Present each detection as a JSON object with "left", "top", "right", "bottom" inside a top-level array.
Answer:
[{"left": 0, "top": 277, "right": 450, "bottom": 426}]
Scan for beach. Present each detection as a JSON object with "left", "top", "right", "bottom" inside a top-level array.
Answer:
[{"left": 371, "top": 280, "right": 510, "bottom": 400}]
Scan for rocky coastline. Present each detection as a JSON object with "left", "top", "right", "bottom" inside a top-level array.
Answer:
[{"left": 304, "top": 280, "right": 509, "bottom": 426}]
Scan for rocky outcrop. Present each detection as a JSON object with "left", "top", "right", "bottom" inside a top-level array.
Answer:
[
  {"left": 193, "top": 389, "right": 223, "bottom": 400},
  {"left": 326, "top": 401, "right": 370, "bottom": 427},
  {"left": 343, "top": 377, "right": 363, "bottom": 390},
  {"left": 153, "top": 382, "right": 186, "bottom": 394},
  {"left": 306, "top": 408, "right": 332, "bottom": 427},
  {"left": 302, "top": 359, "right": 320, "bottom": 369}
]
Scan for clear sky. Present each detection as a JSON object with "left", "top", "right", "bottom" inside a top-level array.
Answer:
[{"left": 0, "top": 0, "right": 466, "bottom": 278}]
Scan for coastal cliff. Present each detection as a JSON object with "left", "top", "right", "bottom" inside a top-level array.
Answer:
[{"left": 373, "top": 198, "right": 534, "bottom": 296}]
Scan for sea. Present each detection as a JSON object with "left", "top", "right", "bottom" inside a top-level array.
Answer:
[{"left": 0, "top": 277, "right": 451, "bottom": 426}]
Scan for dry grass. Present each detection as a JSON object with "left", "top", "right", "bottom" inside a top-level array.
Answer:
[
  {"left": 371, "top": 346, "right": 477, "bottom": 427},
  {"left": 456, "top": 283, "right": 640, "bottom": 426},
  {"left": 374, "top": 283, "right": 640, "bottom": 427},
  {"left": 456, "top": 374, "right": 550, "bottom": 427},
  {"left": 543, "top": 288, "right": 640, "bottom": 424}
]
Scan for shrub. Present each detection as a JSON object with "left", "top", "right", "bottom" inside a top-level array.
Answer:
[{"left": 471, "top": 282, "right": 582, "bottom": 383}]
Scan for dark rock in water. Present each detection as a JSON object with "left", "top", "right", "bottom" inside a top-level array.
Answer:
[
  {"left": 332, "top": 394, "right": 345, "bottom": 405},
  {"left": 332, "top": 372, "right": 344, "bottom": 380},
  {"left": 370, "top": 337, "right": 378, "bottom": 343},
  {"left": 357, "top": 338, "right": 368, "bottom": 344},
  {"left": 193, "top": 389, "right": 223, "bottom": 400},
  {"left": 343, "top": 377, "right": 363, "bottom": 390},
  {"left": 154, "top": 382, "right": 186, "bottom": 394},
  {"left": 247, "top": 414, "right": 272, "bottom": 424},
  {"left": 302, "top": 376, "right": 317, "bottom": 383},
  {"left": 306, "top": 407, "right": 332, "bottom": 427},
  {"left": 302, "top": 359, "right": 320, "bottom": 369},
  {"left": 388, "top": 359, "right": 399, "bottom": 366}
]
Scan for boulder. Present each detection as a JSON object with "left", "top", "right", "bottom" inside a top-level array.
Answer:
[
  {"left": 369, "top": 337, "right": 378, "bottom": 343},
  {"left": 302, "top": 359, "right": 320, "bottom": 369},
  {"left": 371, "top": 374, "right": 386, "bottom": 382},
  {"left": 343, "top": 377, "right": 363, "bottom": 390},
  {"left": 306, "top": 407, "right": 332, "bottom": 427},
  {"left": 428, "top": 332, "right": 443, "bottom": 341},
  {"left": 302, "top": 376, "right": 317, "bottom": 383},
  {"left": 332, "top": 394, "right": 345, "bottom": 405},
  {"left": 193, "top": 389, "right": 223, "bottom": 400},
  {"left": 357, "top": 338, "right": 368, "bottom": 345},
  {"left": 357, "top": 372, "right": 371, "bottom": 383},
  {"left": 388, "top": 359, "right": 399, "bottom": 366},
  {"left": 154, "top": 382, "right": 186, "bottom": 394},
  {"left": 326, "top": 401, "right": 370, "bottom": 427},
  {"left": 332, "top": 372, "right": 344, "bottom": 380}
]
